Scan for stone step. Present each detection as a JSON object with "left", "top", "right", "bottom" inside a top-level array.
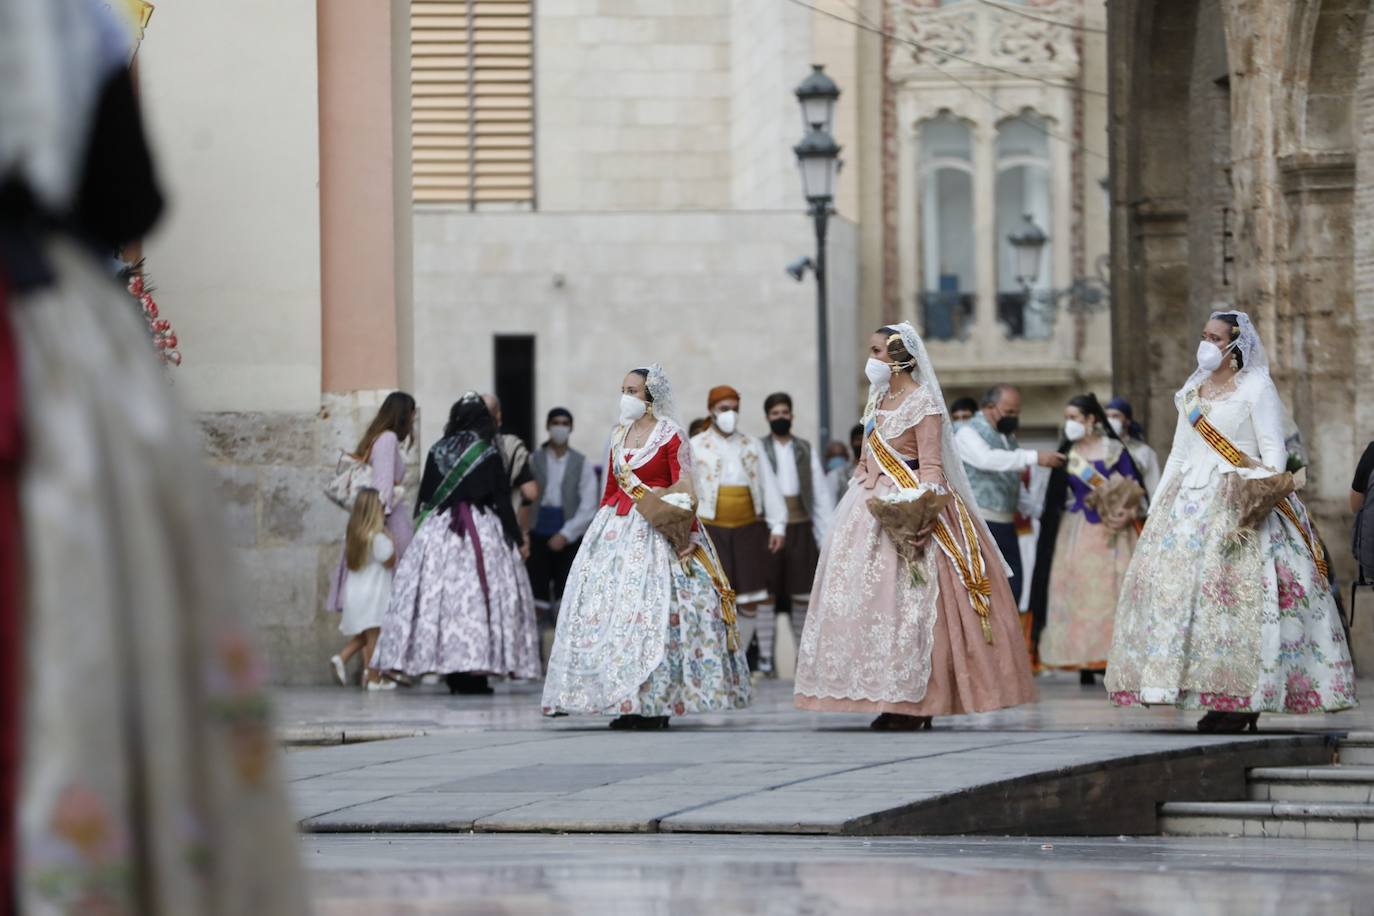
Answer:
[
  {"left": 1338, "top": 733, "right": 1374, "bottom": 766},
  {"left": 1159, "top": 800, "right": 1374, "bottom": 841},
  {"left": 1247, "top": 766, "right": 1374, "bottom": 803}
]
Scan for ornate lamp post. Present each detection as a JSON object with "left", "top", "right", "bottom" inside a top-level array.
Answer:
[
  {"left": 1006, "top": 213, "right": 1107, "bottom": 332},
  {"left": 793, "top": 65, "right": 842, "bottom": 445}
]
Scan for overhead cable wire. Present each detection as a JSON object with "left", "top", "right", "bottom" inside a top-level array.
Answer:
[
  {"left": 789, "top": 0, "right": 1109, "bottom": 162},
  {"left": 784, "top": 0, "right": 1109, "bottom": 98}
]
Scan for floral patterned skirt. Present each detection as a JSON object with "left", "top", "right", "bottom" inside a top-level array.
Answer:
[
  {"left": 1039, "top": 511, "right": 1136, "bottom": 669},
  {"left": 1106, "top": 477, "right": 1357, "bottom": 714},
  {"left": 12, "top": 240, "right": 308, "bottom": 914},
  {"left": 541, "top": 509, "right": 751, "bottom": 717},
  {"left": 376, "top": 506, "right": 541, "bottom": 679}
]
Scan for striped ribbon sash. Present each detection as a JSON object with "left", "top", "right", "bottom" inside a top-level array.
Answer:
[
  {"left": 611, "top": 426, "right": 740, "bottom": 650},
  {"left": 865, "top": 415, "right": 994, "bottom": 643},
  {"left": 1182, "top": 389, "right": 1329, "bottom": 581},
  {"left": 415, "top": 439, "right": 494, "bottom": 529},
  {"left": 1067, "top": 451, "right": 1109, "bottom": 490}
]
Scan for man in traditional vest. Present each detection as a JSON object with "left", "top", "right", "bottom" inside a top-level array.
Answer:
[
  {"left": 528, "top": 407, "right": 598, "bottom": 659},
  {"left": 691, "top": 385, "right": 787, "bottom": 674},
  {"left": 760, "top": 392, "right": 834, "bottom": 661},
  {"left": 954, "top": 383, "right": 1065, "bottom": 607}
]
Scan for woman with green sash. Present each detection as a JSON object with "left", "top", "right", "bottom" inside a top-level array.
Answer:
[
  {"left": 375, "top": 393, "right": 541, "bottom": 689},
  {"left": 1107, "top": 311, "right": 1357, "bottom": 731}
]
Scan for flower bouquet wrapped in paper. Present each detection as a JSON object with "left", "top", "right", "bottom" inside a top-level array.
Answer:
[
  {"left": 1230, "top": 470, "right": 1296, "bottom": 541},
  {"left": 634, "top": 479, "right": 697, "bottom": 554},
  {"left": 866, "top": 484, "right": 951, "bottom": 584},
  {"left": 1084, "top": 473, "right": 1146, "bottom": 543}
]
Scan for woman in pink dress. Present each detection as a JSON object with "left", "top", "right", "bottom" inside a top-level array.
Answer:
[{"left": 794, "top": 324, "right": 1035, "bottom": 730}]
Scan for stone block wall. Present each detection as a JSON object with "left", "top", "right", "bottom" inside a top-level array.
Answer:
[
  {"left": 201, "top": 390, "right": 420, "bottom": 684},
  {"left": 536, "top": 0, "right": 734, "bottom": 211}
]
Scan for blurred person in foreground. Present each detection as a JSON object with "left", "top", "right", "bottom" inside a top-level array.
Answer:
[{"left": 0, "top": 0, "right": 308, "bottom": 911}]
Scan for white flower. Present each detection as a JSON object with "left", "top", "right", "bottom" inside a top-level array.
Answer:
[{"left": 880, "top": 483, "right": 945, "bottom": 504}]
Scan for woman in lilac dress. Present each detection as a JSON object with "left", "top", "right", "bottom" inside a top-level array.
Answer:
[
  {"left": 375, "top": 393, "right": 541, "bottom": 690},
  {"left": 325, "top": 392, "right": 416, "bottom": 620}
]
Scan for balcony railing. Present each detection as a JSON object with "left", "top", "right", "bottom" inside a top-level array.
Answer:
[{"left": 920, "top": 290, "right": 975, "bottom": 341}]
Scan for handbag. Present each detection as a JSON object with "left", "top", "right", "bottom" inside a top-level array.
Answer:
[{"left": 324, "top": 451, "right": 371, "bottom": 510}]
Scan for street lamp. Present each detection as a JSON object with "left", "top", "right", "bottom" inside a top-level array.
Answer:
[
  {"left": 795, "top": 63, "right": 840, "bottom": 133},
  {"left": 1005, "top": 213, "right": 1108, "bottom": 336},
  {"left": 1007, "top": 213, "right": 1048, "bottom": 287},
  {"left": 793, "top": 65, "right": 842, "bottom": 446}
]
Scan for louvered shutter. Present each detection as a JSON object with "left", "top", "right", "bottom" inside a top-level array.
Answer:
[{"left": 411, "top": 0, "right": 534, "bottom": 207}]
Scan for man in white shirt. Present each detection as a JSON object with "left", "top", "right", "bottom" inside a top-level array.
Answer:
[
  {"left": 954, "top": 384, "right": 1065, "bottom": 608},
  {"left": 760, "top": 392, "right": 834, "bottom": 657},
  {"left": 528, "top": 408, "right": 598, "bottom": 649},
  {"left": 691, "top": 385, "right": 786, "bottom": 674}
]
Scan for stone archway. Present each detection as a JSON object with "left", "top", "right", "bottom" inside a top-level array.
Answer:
[
  {"left": 1108, "top": 0, "right": 1201, "bottom": 447},
  {"left": 1277, "top": 0, "right": 1368, "bottom": 529}
]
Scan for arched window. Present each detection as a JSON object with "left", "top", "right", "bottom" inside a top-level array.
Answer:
[
  {"left": 919, "top": 113, "right": 975, "bottom": 340},
  {"left": 995, "top": 113, "right": 1052, "bottom": 339}
]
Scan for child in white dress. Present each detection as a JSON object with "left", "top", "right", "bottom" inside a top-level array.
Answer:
[{"left": 330, "top": 488, "right": 397, "bottom": 690}]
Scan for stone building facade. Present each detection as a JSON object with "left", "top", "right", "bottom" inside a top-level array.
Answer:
[
  {"left": 875, "top": 0, "right": 1113, "bottom": 428},
  {"left": 1107, "top": 0, "right": 1374, "bottom": 666},
  {"left": 137, "top": 0, "right": 1111, "bottom": 682}
]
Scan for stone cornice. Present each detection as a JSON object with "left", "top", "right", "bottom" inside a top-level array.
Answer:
[{"left": 1278, "top": 150, "right": 1357, "bottom": 194}]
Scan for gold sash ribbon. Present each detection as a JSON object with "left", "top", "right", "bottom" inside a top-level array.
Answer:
[
  {"left": 611, "top": 425, "right": 741, "bottom": 650},
  {"left": 865, "top": 417, "right": 994, "bottom": 644},
  {"left": 1182, "top": 389, "right": 1329, "bottom": 581}
]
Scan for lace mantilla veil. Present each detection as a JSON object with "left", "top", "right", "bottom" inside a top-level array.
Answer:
[
  {"left": 866, "top": 322, "right": 1012, "bottom": 576},
  {"left": 620, "top": 363, "right": 692, "bottom": 473},
  {"left": 1181, "top": 308, "right": 1273, "bottom": 394}
]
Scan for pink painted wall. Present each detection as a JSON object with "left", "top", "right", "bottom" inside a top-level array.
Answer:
[{"left": 317, "top": 0, "right": 400, "bottom": 392}]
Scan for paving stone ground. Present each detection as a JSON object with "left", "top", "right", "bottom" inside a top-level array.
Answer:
[
  {"left": 302, "top": 833, "right": 1374, "bottom": 916},
  {"left": 276, "top": 676, "right": 1374, "bottom": 836}
]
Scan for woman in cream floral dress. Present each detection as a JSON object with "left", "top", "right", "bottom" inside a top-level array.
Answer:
[
  {"left": 542, "top": 366, "right": 750, "bottom": 729},
  {"left": 1106, "top": 311, "right": 1357, "bottom": 731},
  {"left": 794, "top": 325, "right": 1034, "bottom": 730}
]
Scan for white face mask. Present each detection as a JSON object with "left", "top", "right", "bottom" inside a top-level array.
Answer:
[
  {"left": 1064, "top": 419, "right": 1088, "bottom": 443},
  {"left": 619, "top": 394, "right": 647, "bottom": 424},
  {"left": 548, "top": 426, "right": 571, "bottom": 446},
  {"left": 1196, "top": 340, "right": 1227, "bottom": 372},
  {"left": 1108, "top": 417, "right": 1125, "bottom": 437},
  {"left": 714, "top": 409, "right": 738, "bottom": 435},
  {"left": 865, "top": 357, "right": 892, "bottom": 387}
]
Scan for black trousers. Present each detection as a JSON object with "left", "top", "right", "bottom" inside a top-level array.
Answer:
[
  {"left": 986, "top": 520, "right": 1023, "bottom": 609},
  {"left": 527, "top": 531, "right": 580, "bottom": 622}
]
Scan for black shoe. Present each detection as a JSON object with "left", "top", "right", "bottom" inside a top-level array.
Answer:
[
  {"left": 1079, "top": 670, "right": 1096, "bottom": 686},
  {"left": 446, "top": 673, "right": 494, "bottom": 695},
  {"left": 609, "top": 715, "right": 669, "bottom": 730}
]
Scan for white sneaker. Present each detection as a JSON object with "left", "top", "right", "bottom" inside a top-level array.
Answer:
[
  {"left": 366, "top": 677, "right": 397, "bottom": 692},
  {"left": 329, "top": 655, "right": 347, "bottom": 686}
]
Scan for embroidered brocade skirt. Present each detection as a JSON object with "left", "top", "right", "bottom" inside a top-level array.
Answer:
[
  {"left": 1038, "top": 511, "right": 1137, "bottom": 670},
  {"left": 376, "top": 506, "right": 541, "bottom": 679},
  {"left": 794, "top": 475, "right": 1035, "bottom": 716},
  {"left": 542, "top": 507, "right": 751, "bottom": 717},
  {"left": 1106, "top": 476, "right": 1357, "bottom": 714}
]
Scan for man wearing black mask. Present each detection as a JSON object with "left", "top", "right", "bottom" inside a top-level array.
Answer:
[
  {"left": 954, "top": 384, "right": 1065, "bottom": 606},
  {"left": 761, "top": 392, "right": 834, "bottom": 666}
]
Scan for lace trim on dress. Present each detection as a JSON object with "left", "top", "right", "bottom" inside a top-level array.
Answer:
[{"left": 875, "top": 385, "right": 941, "bottom": 441}]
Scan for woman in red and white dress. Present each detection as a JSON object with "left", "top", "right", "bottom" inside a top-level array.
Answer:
[{"left": 542, "top": 366, "right": 751, "bottom": 729}]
